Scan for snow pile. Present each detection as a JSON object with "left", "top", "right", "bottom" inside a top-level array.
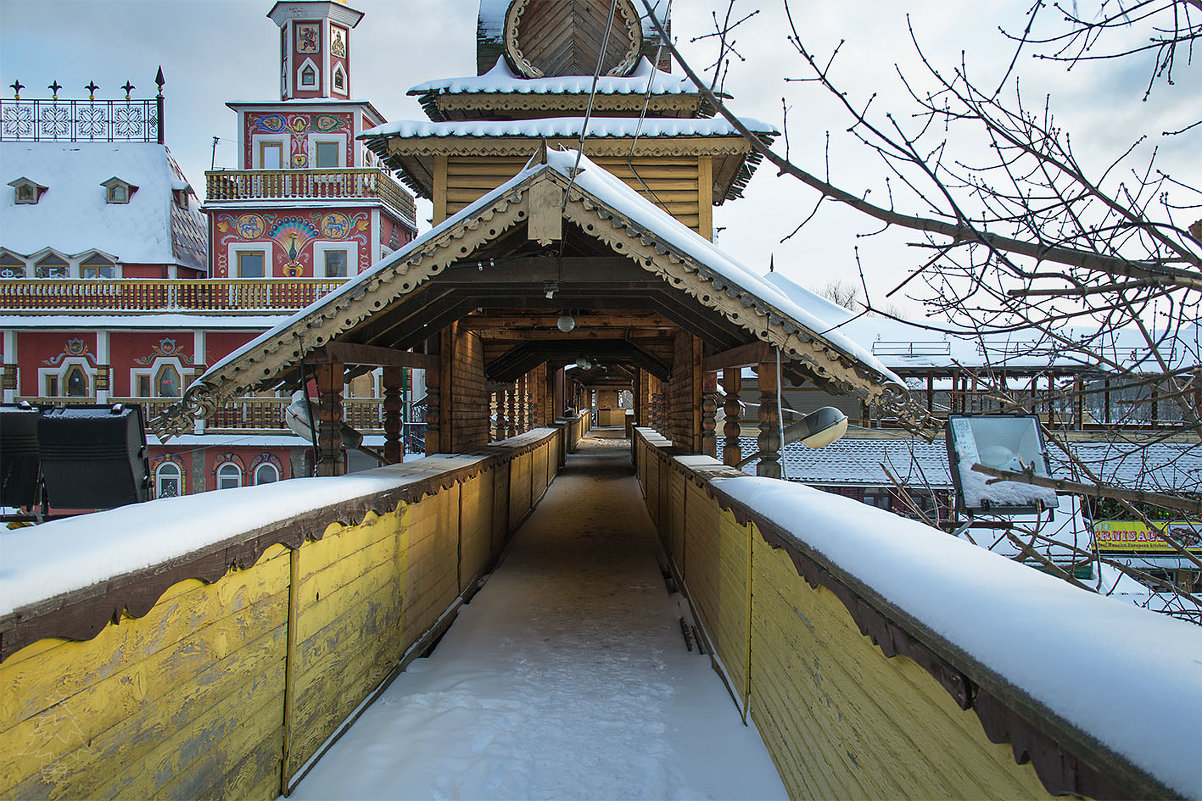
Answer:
[
  {"left": 411, "top": 56, "right": 696, "bottom": 97},
  {"left": 0, "top": 455, "right": 489, "bottom": 618},
  {"left": 714, "top": 475, "right": 1202, "bottom": 799},
  {"left": 363, "top": 114, "right": 774, "bottom": 140}
]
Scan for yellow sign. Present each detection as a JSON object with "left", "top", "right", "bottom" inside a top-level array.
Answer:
[{"left": 1093, "top": 521, "right": 1202, "bottom": 553}]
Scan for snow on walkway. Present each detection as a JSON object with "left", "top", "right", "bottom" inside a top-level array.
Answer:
[{"left": 288, "top": 430, "right": 788, "bottom": 801}]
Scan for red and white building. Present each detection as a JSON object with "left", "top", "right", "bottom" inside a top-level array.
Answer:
[{"left": 0, "top": 0, "right": 417, "bottom": 511}]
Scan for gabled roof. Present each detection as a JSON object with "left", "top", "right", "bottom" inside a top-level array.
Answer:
[
  {"left": 0, "top": 142, "right": 207, "bottom": 270},
  {"left": 154, "top": 149, "right": 928, "bottom": 437}
]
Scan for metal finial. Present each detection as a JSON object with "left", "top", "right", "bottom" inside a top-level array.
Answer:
[
  {"left": 10, "top": 80, "right": 23, "bottom": 100},
  {"left": 85, "top": 81, "right": 99, "bottom": 100},
  {"left": 121, "top": 81, "right": 135, "bottom": 100},
  {"left": 48, "top": 80, "right": 62, "bottom": 100},
  {"left": 155, "top": 67, "right": 165, "bottom": 98}
]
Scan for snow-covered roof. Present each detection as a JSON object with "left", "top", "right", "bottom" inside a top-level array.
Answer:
[
  {"left": 411, "top": 56, "right": 697, "bottom": 98},
  {"left": 0, "top": 142, "right": 207, "bottom": 270},
  {"left": 362, "top": 115, "right": 774, "bottom": 141},
  {"left": 0, "top": 314, "right": 288, "bottom": 330},
  {"left": 165, "top": 148, "right": 918, "bottom": 437}
]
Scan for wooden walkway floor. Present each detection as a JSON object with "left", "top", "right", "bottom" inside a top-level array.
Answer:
[{"left": 288, "top": 428, "right": 786, "bottom": 800}]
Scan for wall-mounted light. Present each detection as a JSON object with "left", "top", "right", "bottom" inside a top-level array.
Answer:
[
  {"left": 557, "top": 312, "right": 575, "bottom": 333},
  {"left": 544, "top": 281, "right": 558, "bottom": 300}
]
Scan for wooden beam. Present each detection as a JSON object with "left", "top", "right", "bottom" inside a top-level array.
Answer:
[
  {"left": 309, "top": 342, "right": 434, "bottom": 370},
  {"left": 703, "top": 341, "right": 770, "bottom": 372}
]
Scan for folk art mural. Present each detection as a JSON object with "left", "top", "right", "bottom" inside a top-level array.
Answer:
[
  {"left": 213, "top": 210, "right": 370, "bottom": 277},
  {"left": 245, "top": 112, "right": 352, "bottom": 168}
]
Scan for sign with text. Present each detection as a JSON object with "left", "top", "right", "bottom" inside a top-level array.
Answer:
[{"left": 1093, "top": 521, "right": 1202, "bottom": 553}]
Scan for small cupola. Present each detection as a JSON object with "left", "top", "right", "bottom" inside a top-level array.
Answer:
[
  {"left": 101, "top": 177, "right": 139, "bottom": 204},
  {"left": 9, "top": 177, "right": 49, "bottom": 205}
]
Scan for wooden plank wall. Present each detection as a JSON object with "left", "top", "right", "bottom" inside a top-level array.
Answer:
[
  {"left": 441, "top": 155, "right": 705, "bottom": 234},
  {"left": 631, "top": 430, "right": 1058, "bottom": 801},
  {"left": 0, "top": 432, "right": 566, "bottom": 801},
  {"left": 669, "top": 332, "right": 703, "bottom": 451},
  {"left": 449, "top": 327, "right": 490, "bottom": 451}
]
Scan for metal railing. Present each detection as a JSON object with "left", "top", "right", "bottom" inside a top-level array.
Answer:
[
  {"left": 0, "top": 278, "right": 346, "bottom": 312},
  {"left": 205, "top": 168, "right": 415, "bottom": 224},
  {"left": 0, "top": 96, "right": 162, "bottom": 143}
]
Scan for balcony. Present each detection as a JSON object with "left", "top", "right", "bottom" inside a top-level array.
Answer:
[
  {"left": 0, "top": 278, "right": 346, "bottom": 313},
  {"left": 205, "top": 167, "right": 416, "bottom": 225}
]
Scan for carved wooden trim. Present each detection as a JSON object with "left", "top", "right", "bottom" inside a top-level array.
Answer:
[
  {"left": 429, "top": 93, "right": 703, "bottom": 119},
  {"left": 503, "top": 0, "right": 643, "bottom": 79},
  {"left": 381, "top": 135, "right": 752, "bottom": 160}
]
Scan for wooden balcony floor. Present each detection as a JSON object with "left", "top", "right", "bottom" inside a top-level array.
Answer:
[{"left": 288, "top": 429, "right": 786, "bottom": 800}]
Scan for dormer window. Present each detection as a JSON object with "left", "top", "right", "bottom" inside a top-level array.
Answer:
[
  {"left": 80, "top": 253, "right": 116, "bottom": 279},
  {"left": 101, "top": 177, "right": 138, "bottom": 204},
  {"left": 172, "top": 182, "right": 192, "bottom": 209},
  {"left": 0, "top": 252, "right": 24, "bottom": 278},
  {"left": 35, "top": 254, "right": 69, "bottom": 279},
  {"left": 9, "top": 177, "right": 48, "bottom": 205}
]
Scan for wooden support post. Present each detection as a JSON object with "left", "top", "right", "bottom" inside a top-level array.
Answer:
[
  {"left": 519, "top": 374, "right": 529, "bottom": 433},
  {"left": 505, "top": 386, "right": 516, "bottom": 438},
  {"left": 382, "top": 366, "right": 403, "bottom": 464},
  {"left": 439, "top": 326, "right": 455, "bottom": 453},
  {"left": 1074, "top": 377, "right": 1084, "bottom": 429},
  {"left": 554, "top": 366, "right": 565, "bottom": 419},
  {"left": 701, "top": 371, "right": 718, "bottom": 458},
  {"left": 756, "top": 360, "right": 781, "bottom": 479},
  {"left": 425, "top": 342, "right": 440, "bottom": 456},
  {"left": 722, "top": 367, "right": 742, "bottom": 467},
  {"left": 314, "top": 361, "right": 345, "bottom": 476}
]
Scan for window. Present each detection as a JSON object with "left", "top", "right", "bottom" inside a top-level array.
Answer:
[
  {"left": 333, "top": 66, "right": 346, "bottom": 92},
  {"left": 237, "top": 251, "right": 266, "bottom": 278},
  {"left": 9, "top": 178, "right": 46, "bottom": 205},
  {"left": 35, "top": 254, "right": 68, "bottom": 279},
  {"left": 101, "top": 178, "right": 137, "bottom": 204},
  {"left": 300, "top": 65, "right": 316, "bottom": 87},
  {"left": 136, "top": 374, "right": 151, "bottom": 398},
  {"left": 216, "top": 463, "right": 242, "bottom": 490},
  {"left": 45, "top": 375, "right": 59, "bottom": 396},
  {"left": 80, "top": 254, "right": 115, "bottom": 279},
  {"left": 108, "top": 185, "right": 127, "bottom": 203},
  {"left": 259, "top": 141, "right": 284, "bottom": 170},
  {"left": 254, "top": 463, "right": 280, "bottom": 485},
  {"left": 315, "top": 141, "right": 340, "bottom": 169},
  {"left": 323, "top": 250, "right": 348, "bottom": 277},
  {"left": 65, "top": 365, "right": 88, "bottom": 397},
  {"left": 155, "top": 365, "right": 181, "bottom": 398},
  {"left": 156, "top": 463, "right": 182, "bottom": 498},
  {"left": 0, "top": 253, "right": 24, "bottom": 278}
]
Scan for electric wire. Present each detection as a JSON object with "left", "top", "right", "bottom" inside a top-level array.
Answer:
[{"left": 563, "top": 0, "right": 621, "bottom": 209}]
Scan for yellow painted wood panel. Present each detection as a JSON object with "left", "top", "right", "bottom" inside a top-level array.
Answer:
[
  {"left": 748, "top": 529, "right": 1055, "bottom": 801},
  {"left": 459, "top": 472, "right": 494, "bottom": 587},
  {"left": 508, "top": 452, "right": 533, "bottom": 529}
]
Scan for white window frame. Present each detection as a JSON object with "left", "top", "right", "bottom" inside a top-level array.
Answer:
[
  {"left": 296, "top": 57, "right": 320, "bottom": 90},
  {"left": 254, "top": 463, "right": 280, "bottom": 485},
  {"left": 155, "top": 462, "right": 183, "bottom": 498},
  {"left": 216, "top": 462, "right": 243, "bottom": 490},
  {"left": 228, "top": 244, "right": 271, "bottom": 279},
  {"left": 252, "top": 135, "right": 289, "bottom": 170},
  {"left": 131, "top": 357, "right": 188, "bottom": 399},
  {"left": 309, "top": 134, "right": 347, "bottom": 170},
  {"left": 39, "top": 357, "right": 95, "bottom": 399},
  {"left": 313, "top": 241, "right": 356, "bottom": 278},
  {"left": 331, "top": 64, "right": 348, "bottom": 96},
  {"left": 79, "top": 251, "right": 120, "bottom": 279}
]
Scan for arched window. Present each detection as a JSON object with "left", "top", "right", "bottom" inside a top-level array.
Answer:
[
  {"left": 155, "top": 364, "right": 181, "bottom": 398},
  {"left": 254, "top": 463, "right": 280, "bottom": 485},
  {"left": 156, "top": 462, "right": 182, "bottom": 498},
  {"left": 216, "top": 462, "right": 242, "bottom": 490},
  {"left": 65, "top": 365, "right": 89, "bottom": 397},
  {"left": 80, "top": 254, "right": 116, "bottom": 279},
  {"left": 35, "top": 254, "right": 68, "bottom": 279}
]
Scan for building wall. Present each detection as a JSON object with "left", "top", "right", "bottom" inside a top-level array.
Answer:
[{"left": 211, "top": 207, "right": 373, "bottom": 278}]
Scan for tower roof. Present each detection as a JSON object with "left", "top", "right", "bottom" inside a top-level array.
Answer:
[{"left": 268, "top": 0, "right": 363, "bottom": 28}]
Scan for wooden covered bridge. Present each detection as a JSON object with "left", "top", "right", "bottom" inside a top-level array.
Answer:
[{"left": 1, "top": 2, "right": 1198, "bottom": 800}]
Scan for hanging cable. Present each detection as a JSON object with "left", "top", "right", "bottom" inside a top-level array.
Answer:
[
  {"left": 625, "top": 0, "right": 674, "bottom": 212},
  {"left": 563, "top": 0, "right": 621, "bottom": 209}
]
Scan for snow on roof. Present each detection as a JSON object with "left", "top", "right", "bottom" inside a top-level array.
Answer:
[
  {"left": 0, "top": 142, "right": 207, "bottom": 270},
  {"left": 0, "top": 314, "right": 289, "bottom": 330},
  {"left": 410, "top": 56, "right": 696, "bottom": 97},
  {"left": 362, "top": 115, "right": 775, "bottom": 141},
  {"left": 713, "top": 475, "right": 1202, "bottom": 799},
  {"left": 198, "top": 148, "right": 900, "bottom": 405},
  {"left": 1060, "top": 441, "right": 1202, "bottom": 495}
]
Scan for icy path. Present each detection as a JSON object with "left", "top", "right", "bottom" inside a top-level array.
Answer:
[{"left": 288, "top": 430, "right": 788, "bottom": 801}]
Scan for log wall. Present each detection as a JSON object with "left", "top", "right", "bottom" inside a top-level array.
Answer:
[{"left": 0, "top": 428, "right": 567, "bottom": 800}]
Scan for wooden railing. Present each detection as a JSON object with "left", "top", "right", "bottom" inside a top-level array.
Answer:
[
  {"left": 206, "top": 168, "right": 415, "bottom": 223},
  {"left": 0, "top": 278, "right": 347, "bottom": 313}
]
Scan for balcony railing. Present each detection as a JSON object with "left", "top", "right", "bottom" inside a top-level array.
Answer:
[
  {"left": 0, "top": 278, "right": 346, "bottom": 313},
  {"left": 206, "top": 168, "right": 415, "bottom": 224}
]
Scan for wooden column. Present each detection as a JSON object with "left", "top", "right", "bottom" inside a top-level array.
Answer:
[
  {"left": 554, "top": 366, "right": 565, "bottom": 420},
  {"left": 314, "top": 361, "right": 345, "bottom": 476},
  {"left": 505, "top": 386, "right": 516, "bottom": 438},
  {"left": 382, "top": 366, "right": 403, "bottom": 464},
  {"left": 519, "top": 374, "right": 529, "bottom": 432},
  {"left": 425, "top": 340, "right": 440, "bottom": 456},
  {"left": 701, "top": 371, "right": 718, "bottom": 458},
  {"left": 756, "top": 359, "right": 782, "bottom": 479},
  {"left": 722, "top": 367, "right": 742, "bottom": 467}
]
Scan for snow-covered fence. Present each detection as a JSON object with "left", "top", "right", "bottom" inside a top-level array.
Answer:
[
  {"left": 633, "top": 428, "right": 1201, "bottom": 801},
  {"left": 0, "top": 426, "right": 565, "bottom": 799}
]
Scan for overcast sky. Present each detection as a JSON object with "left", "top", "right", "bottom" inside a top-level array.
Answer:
[{"left": 2, "top": 0, "right": 1196, "bottom": 320}]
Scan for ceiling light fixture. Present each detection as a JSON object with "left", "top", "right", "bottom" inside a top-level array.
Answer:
[{"left": 557, "top": 312, "right": 575, "bottom": 333}]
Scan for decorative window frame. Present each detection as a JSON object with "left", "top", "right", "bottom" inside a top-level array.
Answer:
[
  {"left": 9, "top": 177, "right": 48, "bottom": 205},
  {"left": 130, "top": 356, "right": 189, "bottom": 398},
  {"left": 331, "top": 63, "right": 348, "bottom": 96},
  {"left": 297, "top": 57, "right": 320, "bottom": 90},
  {"left": 39, "top": 357, "right": 95, "bottom": 399},
  {"left": 100, "top": 177, "right": 139, "bottom": 204},
  {"left": 31, "top": 249, "right": 70, "bottom": 279},
  {"left": 0, "top": 249, "right": 27, "bottom": 278},
  {"left": 78, "top": 249, "right": 121, "bottom": 279},
  {"left": 154, "top": 460, "right": 185, "bottom": 499},
  {"left": 253, "top": 135, "right": 289, "bottom": 170},
  {"left": 228, "top": 243, "right": 271, "bottom": 279},
  {"left": 313, "top": 241, "right": 356, "bottom": 278},
  {"left": 215, "top": 462, "right": 243, "bottom": 490},
  {"left": 309, "top": 133, "right": 347, "bottom": 169}
]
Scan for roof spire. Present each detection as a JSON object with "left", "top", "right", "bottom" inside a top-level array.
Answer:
[{"left": 769, "top": 254, "right": 775, "bottom": 272}]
